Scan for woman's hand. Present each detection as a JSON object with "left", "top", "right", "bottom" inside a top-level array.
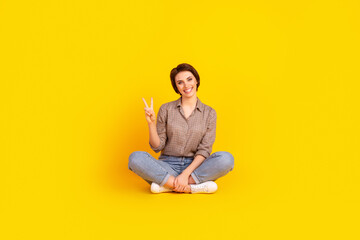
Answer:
[
  {"left": 142, "top": 97, "right": 156, "bottom": 124},
  {"left": 173, "top": 173, "right": 190, "bottom": 192}
]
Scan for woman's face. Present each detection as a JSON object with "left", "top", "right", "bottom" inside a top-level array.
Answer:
[{"left": 175, "top": 71, "right": 198, "bottom": 97}]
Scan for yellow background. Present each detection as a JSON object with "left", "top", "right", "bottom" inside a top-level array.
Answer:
[{"left": 1, "top": 0, "right": 359, "bottom": 239}]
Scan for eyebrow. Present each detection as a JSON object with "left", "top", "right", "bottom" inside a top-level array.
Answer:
[{"left": 176, "top": 76, "right": 192, "bottom": 82}]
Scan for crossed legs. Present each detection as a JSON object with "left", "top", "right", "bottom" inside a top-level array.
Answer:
[{"left": 128, "top": 151, "right": 234, "bottom": 193}]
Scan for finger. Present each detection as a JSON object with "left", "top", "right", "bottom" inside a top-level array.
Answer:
[
  {"left": 142, "top": 98, "right": 149, "bottom": 108},
  {"left": 144, "top": 108, "right": 153, "bottom": 114},
  {"left": 151, "top": 97, "right": 153, "bottom": 109},
  {"left": 144, "top": 109, "right": 152, "bottom": 115}
]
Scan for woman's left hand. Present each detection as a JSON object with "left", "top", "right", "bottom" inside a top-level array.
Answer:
[{"left": 173, "top": 173, "right": 189, "bottom": 192}]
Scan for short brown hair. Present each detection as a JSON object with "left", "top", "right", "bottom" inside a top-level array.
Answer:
[{"left": 170, "top": 63, "right": 200, "bottom": 95}]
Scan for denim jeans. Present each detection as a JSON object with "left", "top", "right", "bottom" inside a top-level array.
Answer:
[{"left": 128, "top": 151, "right": 234, "bottom": 186}]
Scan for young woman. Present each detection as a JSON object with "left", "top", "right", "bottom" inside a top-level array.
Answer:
[{"left": 128, "top": 63, "right": 234, "bottom": 194}]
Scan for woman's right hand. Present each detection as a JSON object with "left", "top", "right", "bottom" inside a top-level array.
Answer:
[{"left": 142, "top": 97, "right": 156, "bottom": 124}]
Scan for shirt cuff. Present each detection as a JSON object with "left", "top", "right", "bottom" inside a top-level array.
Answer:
[
  {"left": 194, "top": 150, "right": 210, "bottom": 159},
  {"left": 149, "top": 141, "right": 162, "bottom": 153}
]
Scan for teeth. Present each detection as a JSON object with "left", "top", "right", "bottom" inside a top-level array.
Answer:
[{"left": 184, "top": 88, "right": 192, "bottom": 93}]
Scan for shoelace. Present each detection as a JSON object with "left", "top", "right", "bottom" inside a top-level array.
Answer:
[{"left": 192, "top": 184, "right": 208, "bottom": 192}]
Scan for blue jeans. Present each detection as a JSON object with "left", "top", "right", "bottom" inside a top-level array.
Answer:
[{"left": 128, "top": 151, "right": 234, "bottom": 186}]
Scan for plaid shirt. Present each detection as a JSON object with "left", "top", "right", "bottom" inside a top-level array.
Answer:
[{"left": 150, "top": 96, "right": 216, "bottom": 159}]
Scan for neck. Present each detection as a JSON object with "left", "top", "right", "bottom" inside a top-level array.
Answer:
[{"left": 181, "top": 94, "right": 198, "bottom": 107}]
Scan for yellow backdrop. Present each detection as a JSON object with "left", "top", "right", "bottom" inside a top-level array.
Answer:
[{"left": 1, "top": 0, "right": 359, "bottom": 239}]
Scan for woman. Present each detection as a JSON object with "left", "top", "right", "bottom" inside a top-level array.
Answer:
[{"left": 128, "top": 63, "right": 234, "bottom": 194}]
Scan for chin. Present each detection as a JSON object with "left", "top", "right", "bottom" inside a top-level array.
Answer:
[{"left": 184, "top": 93, "right": 196, "bottom": 98}]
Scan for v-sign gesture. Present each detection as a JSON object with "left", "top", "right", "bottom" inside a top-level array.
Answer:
[{"left": 142, "top": 97, "right": 156, "bottom": 124}]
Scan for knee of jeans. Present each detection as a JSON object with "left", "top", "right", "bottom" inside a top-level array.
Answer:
[
  {"left": 128, "top": 151, "right": 147, "bottom": 170},
  {"left": 217, "top": 151, "right": 234, "bottom": 171}
]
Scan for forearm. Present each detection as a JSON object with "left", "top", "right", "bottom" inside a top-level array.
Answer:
[
  {"left": 182, "top": 155, "right": 206, "bottom": 176},
  {"left": 148, "top": 122, "right": 160, "bottom": 149}
]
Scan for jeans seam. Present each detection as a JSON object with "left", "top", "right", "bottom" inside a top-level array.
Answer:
[
  {"left": 191, "top": 171, "right": 201, "bottom": 184},
  {"left": 159, "top": 173, "right": 171, "bottom": 187}
]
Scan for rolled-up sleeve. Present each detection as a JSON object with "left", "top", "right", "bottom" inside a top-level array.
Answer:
[
  {"left": 194, "top": 108, "right": 217, "bottom": 159},
  {"left": 149, "top": 104, "right": 167, "bottom": 153}
]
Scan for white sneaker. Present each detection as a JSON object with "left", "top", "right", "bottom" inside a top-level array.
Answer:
[
  {"left": 150, "top": 182, "right": 173, "bottom": 193},
  {"left": 190, "top": 181, "right": 217, "bottom": 194}
]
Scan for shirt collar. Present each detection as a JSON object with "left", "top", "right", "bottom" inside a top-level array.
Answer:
[{"left": 176, "top": 96, "right": 204, "bottom": 112}]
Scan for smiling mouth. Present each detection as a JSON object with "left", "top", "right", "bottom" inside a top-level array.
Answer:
[{"left": 184, "top": 87, "right": 193, "bottom": 93}]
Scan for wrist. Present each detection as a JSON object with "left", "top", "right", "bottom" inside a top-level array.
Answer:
[
  {"left": 148, "top": 122, "right": 156, "bottom": 127},
  {"left": 181, "top": 170, "right": 191, "bottom": 177}
]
